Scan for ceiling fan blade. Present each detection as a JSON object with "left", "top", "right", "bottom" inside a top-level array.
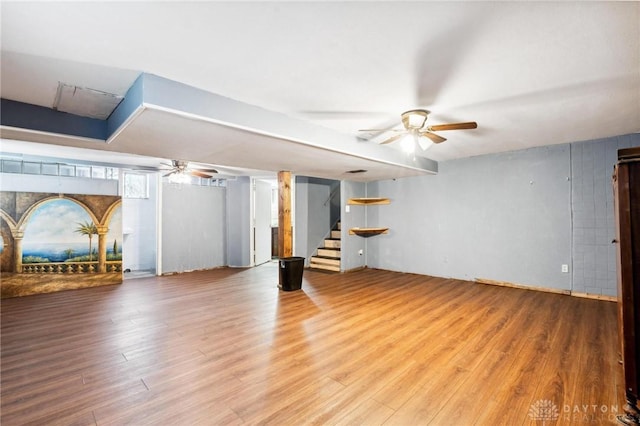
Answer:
[
  {"left": 427, "top": 122, "right": 477, "bottom": 131},
  {"left": 379, "top": 133, "right": 407, "bottom": 145},
  {"left": 189, "top": 170, "right": 216, "bottom": 179},
  {"left": 194, "top": 168, "right": 219, "bottom": 173},
  {"left": 163, "top": 171, "right": 177, "bottom": 177},
  {"left": 358, "top": 128, "right": 405, "bottom": 133},
  {"left": 420, "top": 131, "right": 447, "bottom": 144}
]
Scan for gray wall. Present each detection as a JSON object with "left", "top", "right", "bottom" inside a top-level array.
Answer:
[
  {"left": 226, "top": 177, "right": 251, "bottom": 267},
  {"left": 161, "top": 183, "right": 226, "bottom": 273},
  {"left": 329, "top": 179, "right": 341, "bottom": 228},
  {"left": 340, "top": 180, "right": 367, "bottom": 271},
  {"left": 366, "top": 133, "right": 640, "bottom": 296}
]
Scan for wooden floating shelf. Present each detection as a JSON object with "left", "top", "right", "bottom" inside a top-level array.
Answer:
[
  {"left": 349, "top": 227, "right": 389, "bottom": 237},
  {"left": 347, "top": 197, "right": 390, "bottom": 205}
]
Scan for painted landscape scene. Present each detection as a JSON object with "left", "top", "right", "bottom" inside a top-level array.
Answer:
[
  {"left": 21, "top": 199, "right": 122, "bottom": 264},
  {"left": 0, "top": 192, "right": 123, "bottom": 298}
]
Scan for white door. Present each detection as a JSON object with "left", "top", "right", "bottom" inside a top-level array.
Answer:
[{"left": 253, "top": 180, "right": 272, "bottom": 266}]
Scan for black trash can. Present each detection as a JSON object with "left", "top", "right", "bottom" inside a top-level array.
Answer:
[{"left": 279, "top": 257, "right": 305, "bottom": 291}]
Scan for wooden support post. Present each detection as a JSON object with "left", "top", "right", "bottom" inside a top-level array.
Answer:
[{"left": 278, "top": 171, "right": 292, "bottom": 258}]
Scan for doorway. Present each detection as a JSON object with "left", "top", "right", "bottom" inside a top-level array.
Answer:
[{"left": 252, "top": 179, "right": 274, "bottom": 266}]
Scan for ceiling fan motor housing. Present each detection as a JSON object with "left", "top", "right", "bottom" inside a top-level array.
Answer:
[{"left": 401, "top": 109, "right": 430, "bottom": 130}]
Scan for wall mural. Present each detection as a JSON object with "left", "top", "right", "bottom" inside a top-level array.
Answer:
[{"left": 0, "top": 191, "right": 122, "bottom": 298}]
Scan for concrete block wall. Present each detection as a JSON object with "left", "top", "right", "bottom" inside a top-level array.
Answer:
[{"left": 571, "top": 134, "right": 640, "bottom": 296}]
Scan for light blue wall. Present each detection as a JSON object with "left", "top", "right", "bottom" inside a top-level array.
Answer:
[
  {"left": 294, "top": 176, "right": 333, "bottom": 264},
  {"left": 161, "top": 183, "right": 226, "bottom": 273},
  {"left": 367, "top": 144, "right": 572, "bottom": 289},
  {"left": 226, "top": 177, "right": 251, "bottom": 267},
  {"left": 294, "top": 177, "right": 309, "bottom": 261},
  {"left": 365, "top": 133, "right": 640, "bottom": 296},
  {"left": 340, "top": 180, "right": 367, "bottom": 271}
]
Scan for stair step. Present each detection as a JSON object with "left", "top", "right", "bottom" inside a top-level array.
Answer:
[
  {"left": 310, "top": 256, "right": 340, "bottom": 266},
  {"left": 324, "top": 239, "right": 341, "bottom": 249},
  {"left": 336, "top": 222, "right": 341, "bottom": 230},
  {"left": 330, "top": 230, "right": 341, "bottom": 239},
  {"left": 309, "top": 262, "right": 340, "bottom": 272},
  {"left": 317, "top": 248, "right": 341, "bottom": 258}
]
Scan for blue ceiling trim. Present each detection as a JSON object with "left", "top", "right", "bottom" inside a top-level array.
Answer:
[
  {"left": 0, "top": 98, "right": 108, "bottom": 140},
  {"left": 107, "top": 73, "right": 144, "bottom": 137}
]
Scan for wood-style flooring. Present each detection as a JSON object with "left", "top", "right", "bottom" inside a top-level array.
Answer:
[{"left": 1, "top": 263, "right": 623, "bottom": 425}]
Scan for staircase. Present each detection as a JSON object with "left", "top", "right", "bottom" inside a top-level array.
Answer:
[{"left": 309, "top": 222, "right": 341, "bottom": 272}]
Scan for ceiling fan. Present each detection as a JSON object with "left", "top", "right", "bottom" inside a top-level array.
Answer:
[
  {"left": 359, "top": 109, "right": 477, "bottom": 151},
  {"left": 161, "top": 160, "right": 218, "bottom": 179}
]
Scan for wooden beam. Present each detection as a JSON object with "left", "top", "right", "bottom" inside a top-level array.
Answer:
[{"left": 278, "top": 171, "right": 292, "bottom": 258}]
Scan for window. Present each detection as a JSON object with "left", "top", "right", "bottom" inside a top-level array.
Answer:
[
  {"left": 91, "top": 167, "right": 106, "bottom": 179},
  {"left": 41, "top": 163, "right": 59, "bottom": 175},
  {"left": 0, "top": 159, "right": 120, "bottom": 179},
  {"left": 75, "top": 166, "right": 91, "bottom": 178},
  {"left": 59, "top": 164, "right": 75, "bottom": 177},
  {"left": 123, "top": 172, "right": 148, "bottom": 198},
  {"left": 22, "top": 162, "right": 41, "bottom": 174},
  {"left": 1, "top": 160, "right": 21, "bottom": 173}
]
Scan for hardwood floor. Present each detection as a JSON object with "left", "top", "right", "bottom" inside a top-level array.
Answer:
[{"left": 1, "top": 263, "right": 623, "bottom": 425}]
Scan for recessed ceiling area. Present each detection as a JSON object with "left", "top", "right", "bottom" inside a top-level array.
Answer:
[{"left": 1, "top": 2, "right": 638, "bottom": 179}]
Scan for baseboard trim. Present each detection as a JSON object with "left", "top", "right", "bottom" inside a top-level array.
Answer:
[
  {"left": 161, "top": 265, "right": 228, "bottom": 276},
  {"left": 342, "top": 266, "right": 367, "bottom": 273},
  {"left": 475, "top": 278, "right": 616, "bottom": 302},
  {"left": 570, "top": 292, "right": 617, "bottom": 302},
  {"left": 476, "top": 278, "right": 571, "bottom": 295}
]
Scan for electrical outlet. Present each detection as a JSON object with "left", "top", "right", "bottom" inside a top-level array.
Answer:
[
  {"left": 345, "top": 205, "right": 350, "bottom": 213},
  {"left": 561, "top": 264, "right": 569, "bottom": 273}
]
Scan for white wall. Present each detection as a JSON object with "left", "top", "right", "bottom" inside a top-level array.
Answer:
[
  {"left": 122, "top": 174, "right": 158, "bottom": 273},
  {"left": 0, "top": 173, "right": 118, "bottom": 195}
]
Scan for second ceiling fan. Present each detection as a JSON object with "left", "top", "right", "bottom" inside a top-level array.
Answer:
[
  {"left": 161, "top": 160, "right": 218, "bottom": 179},
  {"left": 360, "top": 109, "right": 477, "bottom": 151}
]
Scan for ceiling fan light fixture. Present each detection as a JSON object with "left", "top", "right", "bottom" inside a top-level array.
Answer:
[
  {"left": 417, "top": 137, "right": 434, "bottom": 151},
  {"left": 168, "top": 171, "right": 191, "bottom": 184},
  {"left": 400, "top": 134, "right": 415, "bottom": 154}
]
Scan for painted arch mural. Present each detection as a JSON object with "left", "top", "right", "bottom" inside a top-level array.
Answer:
[{"left": 0, "top": 191, "right": 122, "bottom": 298}]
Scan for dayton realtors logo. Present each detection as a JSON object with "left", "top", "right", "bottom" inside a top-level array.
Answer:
[
  {"left": 529, "top": 399, "right": 620, "bottom": 423},
  {"left": 529, "top": 399, "right": 560, "bottom": 424}
]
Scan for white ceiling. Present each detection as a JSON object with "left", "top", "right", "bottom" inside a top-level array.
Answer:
[{"left": 1, "top": 1, "right": 639, "bottom": 180}]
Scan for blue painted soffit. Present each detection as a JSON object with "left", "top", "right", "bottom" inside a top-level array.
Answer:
[{"left": 0, "top": 98, "right": 109, "bottom": 140}]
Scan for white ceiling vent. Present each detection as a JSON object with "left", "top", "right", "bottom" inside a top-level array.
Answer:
[{"left": 53, "top": 82, "right": 123, "bottom": 120}]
